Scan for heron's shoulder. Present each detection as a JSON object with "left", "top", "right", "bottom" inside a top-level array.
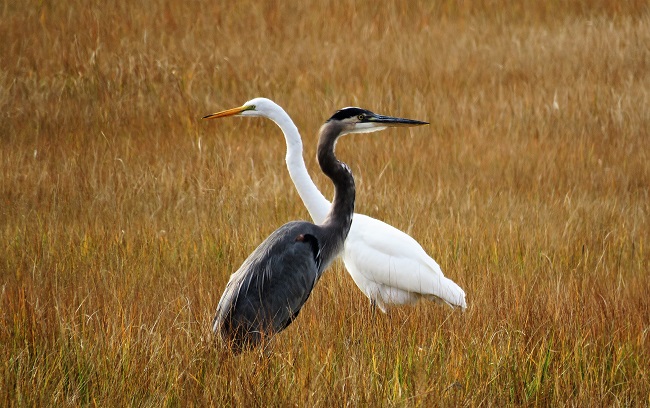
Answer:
[
  {"left": 232, "top": 221, "right": 320, "bottom": 276},
  {"left": 246, "top": 220, "right": 317, "bottom": 251},
  {"left": 271, "top": 220, "right": 320, "bottom": 237}
]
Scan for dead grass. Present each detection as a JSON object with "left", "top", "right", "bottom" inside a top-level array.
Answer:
[{"left": 1, "top": 1, "right": 649, "bottom": 406}]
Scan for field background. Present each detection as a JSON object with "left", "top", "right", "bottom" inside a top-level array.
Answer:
[{"left": 1, "top": 0, "right": 649, "bottom": 406}]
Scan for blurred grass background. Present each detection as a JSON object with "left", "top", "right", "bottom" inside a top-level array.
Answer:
[{"left": 1, "top": 0, "right": 649, "bottom": 406}]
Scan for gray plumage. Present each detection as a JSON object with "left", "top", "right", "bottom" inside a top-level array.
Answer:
[{"left": 212, "top": 222, "right": 328, "bottom": 352}]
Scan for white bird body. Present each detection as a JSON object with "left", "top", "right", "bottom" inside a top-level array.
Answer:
[
  {"left": 342, "top": 215, "right": 466, "bottom": 311},
  {"left": 224, "top": 98, "right": 466, "bottom": 312}
]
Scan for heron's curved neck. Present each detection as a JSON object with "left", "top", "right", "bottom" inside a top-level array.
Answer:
[
  {"left": 267, "top": 107, "right": 331, "bottom": 223},
  {"left": 317, "top": 121, "right": 355, "bottom": 244}
]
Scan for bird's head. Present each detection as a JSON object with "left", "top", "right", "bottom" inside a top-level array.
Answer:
[
  {"left": 202, "top": 97, "right": 280, "bottom": 120},
  {"left": 325, "top": 107, "right": 429, "bottom": 136}
]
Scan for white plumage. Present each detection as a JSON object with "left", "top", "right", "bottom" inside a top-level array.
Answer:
[{"left": 215, "top": 97, "right": 467, "bottom": 312}]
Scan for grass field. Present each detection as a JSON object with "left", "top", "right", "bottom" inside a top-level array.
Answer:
[{"left": 2, "top": 1, "right": 649, "bottom": 406}]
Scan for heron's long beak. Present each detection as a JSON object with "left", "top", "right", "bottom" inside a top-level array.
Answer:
[
  {"left": 202, "top": 104, "right": 252, "bottom": 120},
  {"left": 369, "top": 114, "right": 429, "bottom": 127}
]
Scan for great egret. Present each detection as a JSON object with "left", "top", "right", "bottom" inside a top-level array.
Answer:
[
  {"left": 206, "top": 98, "right": 467, "bottom": 313},
  {"left": 206, "top": 106, "right": 428, "bottom": 352}
]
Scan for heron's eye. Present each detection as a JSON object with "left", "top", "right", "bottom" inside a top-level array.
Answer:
[{"left": 357, "top": 114, "right": 365, "bottom": 121}]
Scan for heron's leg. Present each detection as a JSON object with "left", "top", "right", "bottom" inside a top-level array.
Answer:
[{"left": 370, "top": 299, "right": 377, "bottom": 315}]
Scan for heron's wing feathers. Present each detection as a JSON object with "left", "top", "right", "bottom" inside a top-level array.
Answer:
[
  {"left": 213, "top": 221, "right": 322, "bottom": 342},
  {"left": 345, "top": 214, "right": 467, "bottom": 308}
]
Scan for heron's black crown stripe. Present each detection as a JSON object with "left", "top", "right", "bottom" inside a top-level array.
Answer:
[{"left": 327, "top": 107, "right": 373, "bottom": 122}]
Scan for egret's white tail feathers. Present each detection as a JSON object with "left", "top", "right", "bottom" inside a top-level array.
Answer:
[
  {"left": 425, "top": 293, "right": 467, "bottom": 310},
  {"left": 369, "top": 277, "right": 467, "bottom": 313},
  {"left": 435, "top": 277, "right": 467, "bottom": 310}
]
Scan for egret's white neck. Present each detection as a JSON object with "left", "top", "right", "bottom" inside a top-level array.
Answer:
[{"left": 265, "top": 107, "right": 331, "bottom": 224}]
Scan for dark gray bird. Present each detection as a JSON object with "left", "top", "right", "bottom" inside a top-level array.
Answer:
[{"left": 204, "top": 106, "right": 428, "bottom": 353}]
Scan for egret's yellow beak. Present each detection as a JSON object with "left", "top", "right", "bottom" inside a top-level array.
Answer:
[{"left": 202, "top": 104, "right": 253, "bottom": 120}]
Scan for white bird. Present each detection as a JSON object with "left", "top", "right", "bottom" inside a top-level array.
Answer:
[{"left": 206, "top": 98, "right": 467, "bottom": 312}]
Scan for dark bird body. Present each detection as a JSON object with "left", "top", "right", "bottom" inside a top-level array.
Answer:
[
  {"left": 212, "top": 222, "right": 330, "bottom": 352},
  {"left": 205, "top": 105, "right": 427, "bottom": 353}
]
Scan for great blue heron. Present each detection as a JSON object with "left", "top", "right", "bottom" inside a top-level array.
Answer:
[
  {"left": 204, "top": 105, "right": 428, "bottom": 353},
  {"left": 204, "top": 98, "right": 467, "bottom": 313}
]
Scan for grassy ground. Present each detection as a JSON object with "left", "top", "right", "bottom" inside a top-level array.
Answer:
[{"left": 2, "top": 1, "right": 649, "bottom": 406}]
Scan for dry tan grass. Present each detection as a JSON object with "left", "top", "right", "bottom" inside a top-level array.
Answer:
[{"left": 2, "top": 1, "right": 649, "bottom": 406}]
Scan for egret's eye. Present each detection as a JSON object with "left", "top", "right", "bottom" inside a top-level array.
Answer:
[{"left": 357, "top": 114, "right": 365, "bottom": 121}]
